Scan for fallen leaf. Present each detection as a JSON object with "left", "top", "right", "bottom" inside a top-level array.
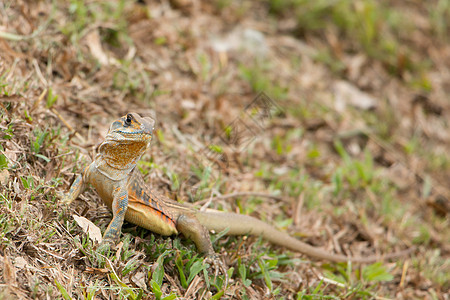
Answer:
[
  {"left": 4, "top": 141, "right": 17, "bottom": 162},
  {"left": 131, "top": 270, "right": 147, "bottom": 289},
  {"left": 85, "top": 266, "right": 109, "bottom": 274},
  {"left": 13, "top": 257, "right": 28, "bottom": 269},
  {"left": 334, "top": 80, "right": 377, "bottom": 111},
  {"left": 84, "top": 30, "right": 119, "bottom": 66},
  {"left": 73, "top": 215, "right": 102, "bottom": 244},
  {"left": 3, "top": 255, "right": 16, "bottom": 286},
  {"left": 0, "top": 169, "right": 9, "bottom": 185},
  {"left": 210, "top": 27, "right": 268, "bottom": 57}
]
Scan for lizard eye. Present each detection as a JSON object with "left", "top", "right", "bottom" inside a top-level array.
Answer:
[{"left": 125, "top": 114, "right": 132, "bottom": 126}]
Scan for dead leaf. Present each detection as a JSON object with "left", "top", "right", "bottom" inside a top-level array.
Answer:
[
  {"left": 85, "top": 266, "right": 109, "bottom": 274},
  {"left": 84, "top": 29, "right": 119, "bottom": 66},
  {"left": 73, "top": 215, "right": 102, "bottom": 244},
  {"left": 4, "top": 142, "right": 17, "bottom": 162},
  {"left": 334, "top": 80, "right": 377, "bottom": 111},
  {"left": 14, "top": 257, "right": 28, "bottom": 270},
  {"left": 210, "top": 27, "right": 268, "bottom": 57},
  {"left": 0, "top": 169, "right": 9, "bottom": 185},
  {"left": 131, "top": 270, "right": 147, "bottom": 289},
  {"left": 3, "top": 255, "right": 17, "bottom": 286}
]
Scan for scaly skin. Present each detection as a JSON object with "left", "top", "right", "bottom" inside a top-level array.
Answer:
[{"left": 62, "top": 113, "right": 412, "bottom": 263}]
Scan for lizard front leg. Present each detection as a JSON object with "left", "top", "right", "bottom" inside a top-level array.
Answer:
[
  {"left": 102, "top": 186, "right": 129, "bottom": 244},
  {"left": 61, "top": 166, "right": 89, "bottom": 205}
]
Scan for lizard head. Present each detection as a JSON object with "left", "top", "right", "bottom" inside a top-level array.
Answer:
[
  {"left": 106, "top": 112, "right": 155, "bottom": 143},
  {"left": 99, "top": 113, "right": 155, "bottom": 171}
]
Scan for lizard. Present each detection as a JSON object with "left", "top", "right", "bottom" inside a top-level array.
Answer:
[{"left": 62, "top": 112, "right": 412, "bottom": 264}]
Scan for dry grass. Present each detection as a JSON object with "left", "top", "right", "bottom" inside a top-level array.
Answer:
[{"left": 0, "top": 0, "right": 448, "bottom": 299}]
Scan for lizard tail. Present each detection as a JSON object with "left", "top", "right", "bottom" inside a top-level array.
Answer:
[{"left": 194, "top": 210, "right": 413, "bottom": 263}]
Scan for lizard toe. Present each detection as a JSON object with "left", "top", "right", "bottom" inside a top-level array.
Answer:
[{"left": 205, "top": 254, "right": 229, "bottom": 288}]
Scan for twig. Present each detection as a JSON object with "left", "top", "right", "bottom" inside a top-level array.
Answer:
[
  {"left": 205, "top": 191, "right": 283, "bottom": 202},
  {"left": 293, "top": 192, "right": 304, "bottom": 226},
  {"left": 51, "top": 108, "right": 86, "bottom": 144},
  {"left": 399, "top": 260, "right": 409, "bottom": 288},
  {"left": 314, "top": 273, "right": 346, "bottom": 288},
  {"left": 31, "top": 89, "right": 47, "bottom": 112},
  {"left": 32, "top": 59, "right": 48, "bottom": 86},
  {"left": 30, "top": 244, "right": 65, "bottom": 260},
  {"left": 199, "top": 190, "right": 215, "bottom": 211}
]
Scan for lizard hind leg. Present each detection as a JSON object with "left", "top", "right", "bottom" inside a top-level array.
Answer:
[
  {"left": 176, "top": 213, "right": 215, "bottom": 255},
  {"left": 176, "top": 213, "right": 228, "bottom": 285}
]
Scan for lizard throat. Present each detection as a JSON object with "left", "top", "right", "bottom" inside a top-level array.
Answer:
[{"left": 95, "top": 140, "right": 149, "bottom": 180}]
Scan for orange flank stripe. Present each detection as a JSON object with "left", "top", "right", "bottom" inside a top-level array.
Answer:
[{"left": 128, "top": 190, "right": 176, "bottom": 228}]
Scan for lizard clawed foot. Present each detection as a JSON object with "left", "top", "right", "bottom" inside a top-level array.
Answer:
[{"left": 204, "top": 253, "right": 229, "bottom": 287}]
